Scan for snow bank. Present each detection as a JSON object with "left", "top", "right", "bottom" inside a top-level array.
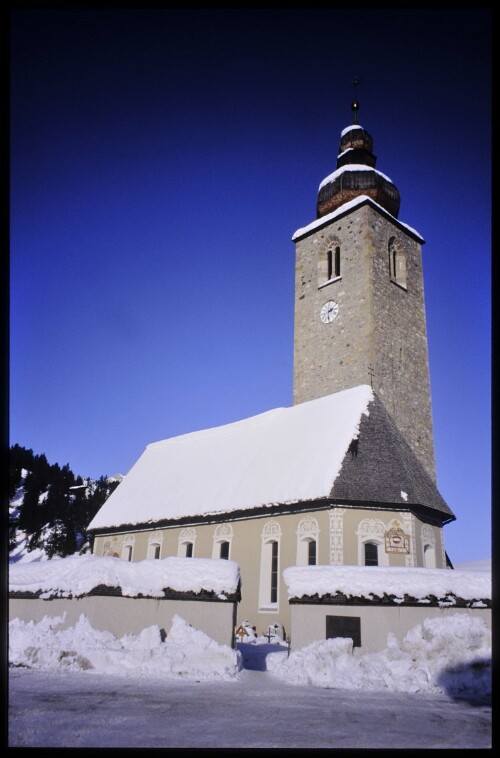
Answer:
[
  {"left": 9, "top": 554, "right": 240, "bottom": 599},
  {"left": 267, "top": 614, "right": 491, "bottom": 697},
  {"left": 9, "top": 611, "right": 490, "bottom": 698},
  {"left": 9, "top": 613, "right": 242, "bottom": 681}
]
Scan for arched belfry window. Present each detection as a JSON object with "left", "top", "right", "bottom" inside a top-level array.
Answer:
[
  {"left": 334, "top": 246, "right": 341, "bottom": 278},
  {"left": 388, "top": 237, "right": 407, "bottom": 290},
  {"left": 327, "top": 247, "right": 341, "bottom": 280},
  {"left": 318, "top": 237, "right": 341, "bottom": 288}
]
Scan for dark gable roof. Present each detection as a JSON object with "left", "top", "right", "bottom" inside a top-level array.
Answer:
[{"left": 332, "top": 394, "right": 455, "bottom": 524}]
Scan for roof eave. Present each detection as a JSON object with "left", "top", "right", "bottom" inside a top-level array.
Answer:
[{"left": 292, "top": 196, "right": 424, "bottom": 245}]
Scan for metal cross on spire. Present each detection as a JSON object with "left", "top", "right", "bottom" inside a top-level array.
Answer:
[
  {"left": 367, "top": 363, "right": 375, "bottom": 388},
  {"left": 351, "top": 75, "right": 362, "bottom": 124}
]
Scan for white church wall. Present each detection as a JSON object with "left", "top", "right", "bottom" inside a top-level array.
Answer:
[{"left": 90, "top": 505, "right": 447, "bottom": 640}]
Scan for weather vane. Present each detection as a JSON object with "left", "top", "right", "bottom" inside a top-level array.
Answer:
[{"left": 351, "top": 75, "right": 362, "bottom": 124}]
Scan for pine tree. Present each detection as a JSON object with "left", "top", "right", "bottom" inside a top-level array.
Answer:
[{"left": 9, "top": 444, "right": 121, "bottom": 559}]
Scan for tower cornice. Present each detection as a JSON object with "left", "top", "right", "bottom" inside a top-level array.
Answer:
[{"left": 292, "top": 195, "right": 424, "bottom": 245}]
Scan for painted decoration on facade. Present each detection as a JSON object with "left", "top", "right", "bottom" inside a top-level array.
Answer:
[
  {"left": 384, "top": 520, "right": 410, "bottom": 553},
  {"left": 103, "top": 535, "right": 121, "bottom": 557}
]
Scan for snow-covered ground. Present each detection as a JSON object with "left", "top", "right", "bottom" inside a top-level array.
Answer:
[
  {"left": 8, "top": 554, "right": 491, "bottom": 748},
  {"left": 9, "top": 553, "right": 491, "bottom": 698},
  {"left": 9, "top": 611, "right": 492, "bottom": 748},
  {"left": 9, "top": 609, "right": 491, "bottom": 698},
  {"left": 9, "top": 663, "right": 491, "bottom": 749}
]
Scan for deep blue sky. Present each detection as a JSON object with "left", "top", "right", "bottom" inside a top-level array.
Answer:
[{"left": 10, "top": 9, "right": 491, "bottom": 564}]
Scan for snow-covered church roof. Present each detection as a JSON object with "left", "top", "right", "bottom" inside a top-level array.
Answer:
[{"left": 88, "top": 384, "right": 454, "bottom": 533}]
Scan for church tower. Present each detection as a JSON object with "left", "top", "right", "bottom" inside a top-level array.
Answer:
[{"left": 292, "top": 101, "right": 436, "bottom": 481}]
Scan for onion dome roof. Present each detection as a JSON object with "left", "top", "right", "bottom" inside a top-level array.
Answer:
[{"left": 317, "top": 122, "right": 400, "bottom": 219}]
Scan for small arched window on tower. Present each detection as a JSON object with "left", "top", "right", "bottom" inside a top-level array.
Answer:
[
  {"left": 318, "top": 240, "right": 341, "bottom": 288},
  {"left": 327, "top": 247, "right": 341, "bottom": 280},
  {"left": 388, "top": 237, "right": 407, "bottom": 290}
]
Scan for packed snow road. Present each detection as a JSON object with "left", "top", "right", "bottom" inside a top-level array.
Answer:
[{"left": 8, "top": 667, "right": 491, "bottom": 749}]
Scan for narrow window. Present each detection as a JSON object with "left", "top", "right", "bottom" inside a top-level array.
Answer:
[
  {"left": 178, "top": 528, "right": 196, "bottom": 557},
  {"left": 388, "top": 238, "right": 407, "bottom": 288},
  {"left": 327, "top": 250, "right": 333, "bottom": 280},
  {"left": 308, "top": 539, "right": 317, "bottom": 566},
  {"left": 153, "top": 544, "right": 161, "bottom": 559},
  {"left": 259, "top": 520, "right": 281, "bottom": 609},
  {"left": 296, "top": 517, "right": 320, "bottom": 565},
  {"left": 270, "top": 541, "right": 278, "bottom": 603},
  {"left": 125, "top": 545, "right": 133, "bottom": 562},
  {"left": 334, "top": 246, "right": 341, "bottom": 278},
  {"left": 212, "top": 524, "right": 233, "bottom": 559},
  {"left": 364, "top": 542, "right": 378, "bottom": 566}
]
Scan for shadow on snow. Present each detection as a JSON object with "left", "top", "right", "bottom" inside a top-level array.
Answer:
[{"left": 237, "top": 642, "right": 288, "bottom": 671}]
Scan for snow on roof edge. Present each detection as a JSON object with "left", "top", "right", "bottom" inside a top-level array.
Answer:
[
  {"left": 292, "top": 196, "right": 424, "bottom": 242},
  {"left": 9, "top": 554, "right": 241, "bottom": 598},
  {"left": 87, "top": 385, "right": 374, "bottom": 531},
  {"left": 318, "top": 164, "right": 393, "bottom": 191},
  {"left": 283, "top": 565, "right": 491, "bottom": 602},
  {"left": 341, "top": 124, "right": 363, "bottom": 137}
]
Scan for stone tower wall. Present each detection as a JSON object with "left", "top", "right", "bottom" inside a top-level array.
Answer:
[{"left": 293, "top": 203, "right": 436, "bottom": 480}]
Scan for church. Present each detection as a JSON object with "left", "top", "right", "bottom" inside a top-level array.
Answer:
[{"left": 87, "top": 100, "right": 456, "bottom": 637}]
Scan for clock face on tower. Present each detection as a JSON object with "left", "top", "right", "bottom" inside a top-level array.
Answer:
[{"left": 320, "top": 300, "right": 339, "bottom": 324}]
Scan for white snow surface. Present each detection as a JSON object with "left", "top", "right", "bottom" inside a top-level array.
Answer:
[
  {"left": 291, "top": 195, "right": 423, "bottom": 242},
  {"left": 341, "top": 124, "right": 363, "bottom": 137},
  {"left": 267, "top": 614, "right": 491, "bottom": 697},
  {"left": 9, "top": 554, "right": 240, "bottom": 598},
  {"left": 283, "top": 565, "right": 491, "bottom": 603},
  {"left": 10, "top": 555, "right": 490, "bottom": 605},
  {"left": 8, "top": 554, "right": 491, "bottom": 696},
  {"left": 9, "top": 611, "right": 491, "bottom": 698},
  {"left": 9, "top": 613, "right": 241, "bottom": 682},
  {"left": 87, "top": 385, "right": 373, "bottom": 530},
  {"left": 318, "top": 163, "right": 393, "bottom": 190}
]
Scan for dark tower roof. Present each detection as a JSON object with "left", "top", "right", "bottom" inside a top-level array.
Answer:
[
  {"left": 316, "top": 120, "right": 401, "bottom": 220},
  {"left": 332, "top": 394, "right": 454, "bottom": 525}
]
